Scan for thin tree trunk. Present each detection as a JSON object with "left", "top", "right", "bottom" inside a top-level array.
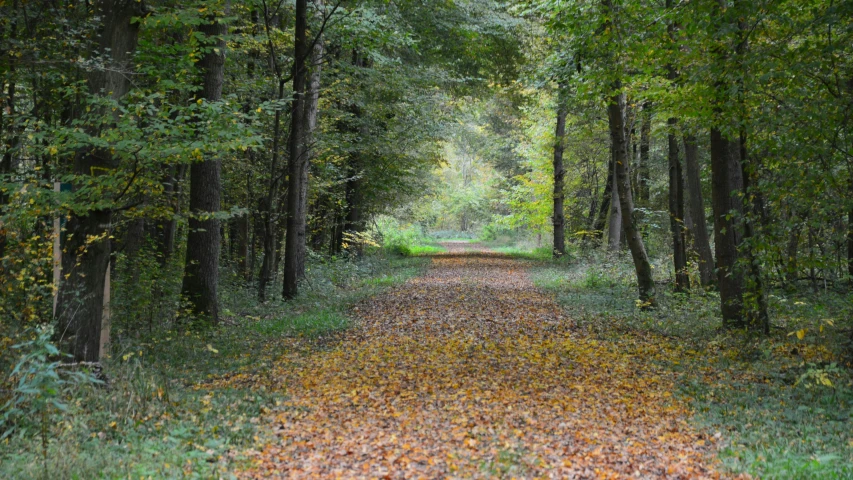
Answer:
[
  {"left": 740, "top": 133, "right": 769, "bottom": 333},
  {"left": 552, "top": 99, "right": 567, "bottom": 257},
  {"left": 848, "top": 179, "right": 853, "bottom": 285},
  {"left": 668, "top": 121, "right": 689, "bottom": 291},
  {"left": 0, "top": 4, "right": 18, "bottom": 261},
  {"left": 55, "top": 0, "right": 143, "bottom": 361},
  {"left": 232, "top": 213, "right": 249, "bottom": 280},
  {"left": 683, "top": 135, "right": 715, "bottom": 286},
  {"left": 638, "top": 104, "right": 651, "bottom": 205},
  {"left": 257, "top": 79, "right": 285, "bottom": 301},
  {"left": 607, "top": 150, "right": 622, "bottom": 251},
  {"left": 590, "top": 157, "right": 613, "bottom": 244},
  {"left": 296, "top": 21, "right": 324, "bottom": 275},
  {"left": 282, "top": 0, "right": 309, "bottom": 299},
  {"left": 608, "top": 88, "right": 656, "bottom": 306},
  {"left": 181, "top": 14, "right": 226, "bottom": 323}
]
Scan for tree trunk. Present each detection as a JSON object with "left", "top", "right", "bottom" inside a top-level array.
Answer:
[
  {"left": 282, "top": 0, "right": 310, "bottom": 299},
  {"left": 181, "top": 14, "right": 226, "bottom": 323},
  {"left": 257, "top": 79, "right": 285, "bottom": 302},
  {"left": 590, "top": 157, "right": 613, "bottom": 245},
  {"left": 668, "top": 120, "right": 689, "bottom": 292},
  {"left": 55, "top": 0, "right": 142, "bottom": 361},
  {"left": 848, "top": 179, "right": 853, "bottom": 285},
  {"left": 296, "top": 23, "right": 324, "bottom": 276},
  {"left": 638, "top": 104, "right": 651, "bottom": 205},
  {"left": 0, "top": 6, "right": 18, "bottom": 262},
  {"left": 740, "top": 133, "right": 769, "bottom": 333},
  {"left": 607, "top": 150, "right": 621, "bottom": 251},
  {"left": 683, "top": 135, "right": 715, "bottom": 286},
  {"left": 552, "top": 100, "right": 567, "bottom": 257},
  {"left": 608, "top": 89, "right": 656, "bottom": 306},
  {"left": 710, "top": 128, "right": 745, "bottom": 327},
  {"left": 232, "top": 213, "right": 249, "bottom": 280}
]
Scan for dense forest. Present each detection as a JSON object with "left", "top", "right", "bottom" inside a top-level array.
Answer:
[{"left": 2, "top": 0, "right": 853, "bottom": 477}]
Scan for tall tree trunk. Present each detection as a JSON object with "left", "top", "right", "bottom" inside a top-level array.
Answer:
[
  {"left": 282, "top": 0, "right": 309, "bottom": 299},
  {"left": 296, "top": 23, "right": 324, "bottom": 276},
  {"left": 848, "top": 178, "right": 853, "bottom": 285},
  {"left": 181, "top": 14, "right": 226, "bottom": 323},
  {"left": 0, "top": 4, "right": 18, "bottom": 262},
  {"left": 608, "top": 89, "right": 656, "bottom": 306},
  {"left": 638, "top": 104, "right": 651, "bottom": 205},
  {"left": 666, "top": 0, "right": 688, "bottom": 292},
  {"left": 668, "top": 120, "right": 689, "bottom": 291},
  {"left": 683, "top": 135, "right": 715, "bottom": 286},
  {"left": 257, "top": 79, "right": 285, "bottom": 302},
  {"left": 740, "top": 133, "right": 769, "bottom": 333},
  {"left": 55, "top": 0, "right": 142, "bottom": 361},
  {"left": 607, "top": 151, "right": 621, "bottom": 251},
  {"left": 232, "top": 213, "right": 249, "bottom": 280},
  {"left": 710, "top": 128, "right": 745, "bottom": 326},
  {"left": 590, "top": 157, "right": 613, "bottom": 245},
  {"left": 552, "top": 100, "right": 567, "bottom": 257}
]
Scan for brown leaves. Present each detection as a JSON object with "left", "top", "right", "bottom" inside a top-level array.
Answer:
[{"left": 240, "top": 243, "right": 723, "bottom": 478}]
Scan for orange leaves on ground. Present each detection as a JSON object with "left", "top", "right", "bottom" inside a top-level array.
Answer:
[{"left": 239, "top": 243, "right": 722, "bottom": 478}]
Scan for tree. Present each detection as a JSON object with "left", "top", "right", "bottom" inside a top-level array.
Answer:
[
  {"left": 282, "top": 0, "right": 311, "bottom": 299},
  {"left": 682, "top": 135, "right": 715, "bottom": 286},
  {"left": 181, "top": 9, "right": 227, "bottom": 323},
  {"left": 55, "top": 0, "right": 145, "bottom": 362},
  {"left": 552, "top": 97, "right": 567, "bottom": 257}
]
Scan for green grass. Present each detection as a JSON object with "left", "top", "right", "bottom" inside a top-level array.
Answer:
[
  {"left": 531, "top": 250, "right": 853, "bottom": 479},
  {"left": 389, "top": 243, "right": 445, "bottom": 256},
  {"left": 0, "top": 253, "right": 430, "bottom": 479},
  {"left": 493, "top": 246, "right": 561, "bottom": 262}
]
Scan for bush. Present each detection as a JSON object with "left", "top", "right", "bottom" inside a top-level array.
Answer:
[{"left": 374, "top": 216, "right": 441, "bottom": 256}]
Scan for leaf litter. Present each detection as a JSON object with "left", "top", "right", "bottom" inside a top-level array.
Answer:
[{"left": 237, "top": 242, "right": 730, "bottom": 478}]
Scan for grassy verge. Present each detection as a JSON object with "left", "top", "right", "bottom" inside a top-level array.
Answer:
[
  {"left": 0, "top": 253, "right": 429, "bottom": 479},
  {"left": 491, "top": 246, "right": 561, "bottom": 261},
  {"left": 530, "top": 251, "right": 853, "bottom": 479}
]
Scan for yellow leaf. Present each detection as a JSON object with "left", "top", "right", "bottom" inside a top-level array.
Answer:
[
  {"left": 206, "top": 344, "right": 219, "bottom": 354},
  {"left": 796, "top": 329, "right": 806, "bottom": 340}
]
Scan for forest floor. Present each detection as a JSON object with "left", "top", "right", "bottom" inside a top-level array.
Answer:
[{"left": 237, "top": 242, "right": 724, "bottom": 478}]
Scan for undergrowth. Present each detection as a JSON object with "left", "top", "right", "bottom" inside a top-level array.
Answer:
[
  {"left": 530, "top": 249, "right": 853, "bottom": 479},
  {"left": 0, "top": 253, "right": 428, "bottom": 479}
]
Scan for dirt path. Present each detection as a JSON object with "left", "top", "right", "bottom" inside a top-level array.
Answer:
[{"left": 242, "top": 244, "right": 719, "bottom": 478}]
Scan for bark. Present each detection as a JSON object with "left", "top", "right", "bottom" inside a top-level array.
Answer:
[
  {"left": 257, "top": 79, "right": 285, "bottom": 302},
  {"left": 607, "top": 149, "right": 621, "bottom": 251},
  {"left": 637, "top": 105, "right": 651, "bottom": 205},
  {"left": 232, "top": 213, "right": 249, "bottom": 280},
  {"left": 181, "top": 15, "right": 226, "bottom": 322},
  {"left": 296, "top": 24, "right": 324, "bottom": 275},
  {"left": 0, "top": 4, "right": 18, "bottom": 261},
  {"left": 590, "top": 157, "right": 613, "bottom": 244},
  {"left": 282, "top": 0, "right": 310, "bottom": 299},
  {"left": 55, "top": 0, "right": 143, "bottom": 361},
  {"left": 552, "top": 101, "right": 567, "bottom": 257},
  {"left": 710, "top": 128, "right": 744, "bottom": 326},
  {"left": 608, "top": 89, "right": 656, "bottom": 306},
  {"left": 740, "top": 134, "right": 769, "bottom": 333},
  {"left": 155, "top": 165, "right": 184, "bottom": 264},
  {"left": 668, "top": 120, "right": 689, "bottom": 291},
  {"left": 849, "top": 179, "right": 853, "bottom": 284},
  {"left": 683, "top": 135, "right": 715, "bottom": 286}
]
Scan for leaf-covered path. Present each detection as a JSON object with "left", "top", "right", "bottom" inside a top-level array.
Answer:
[{"left": 242, "top": 243, "right": 720, "bottom": 478}]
